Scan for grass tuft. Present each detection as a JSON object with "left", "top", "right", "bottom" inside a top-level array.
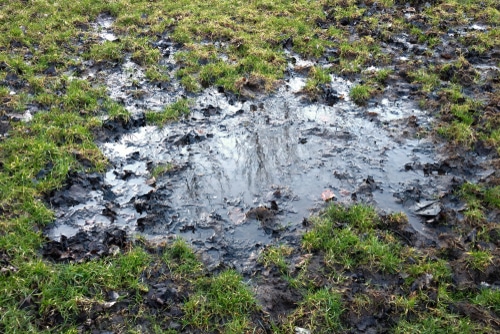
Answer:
[
  {"left": 145, "top": 98, "right": 191, "bottom": 125},
  {"left": 349, "top": 84, "right": 372, "bottom": 105},
  {"left": 183, "top": 269, "right": 258, "bottom": 331}
]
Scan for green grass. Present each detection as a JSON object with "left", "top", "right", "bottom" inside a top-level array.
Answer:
[
  {"left": 465, "top": 250, "right": 493, "bottom": 271},
  {"left": 145, "top": 98, "right": 191, "bottom": 125},
  {"left": 473, "top": 288, "right": 500, "bottom": 314},
  {"left": 162, "top": 238, "right": 204, "bottom": 279},
  {"left": 349, "top": 84, "right": 372, "bottom": 105},
  {"left": 304, "top": 66, "right": 331, "bottom": 95},
  {"left": 404, "top": 255, "right": 452, "bottom": 284},
  {"left": 484, "top": 186, "right": 500, "bottom": 209},
  {"left": 438, "top": 121, "right": 476, "bottom": 147},
  {"left": 144, "top": 65, "right": 170, "bottom": 83},
  {"left": 87, "top": 41, "right": 125, "bottom": 63},
  {"left": 283, "top": 288, "right": 344, "bottom": 333},
  {"left": 0, "top": 247, "right": 150, "bottom": 329},
  {"left": 150, "top": 163, "right": 174, "bottom": 178},
  {"left": 373, "top": 68, "right": 393, "bottom": 84},
  {"left": 182, "top": 269, "right": 258, "bottom": 332},
  {"left": 303, "top": 204, "right": 402, "bottom": 273},
  {"left": 259, "top": 244, "right": 294, "bottom": 275},
  {"left": 410, "top": 68, "right": 441, "bottom": 93},
  {"left": 394, "top": 314, "right": 478, "bottom": 334},
  {"left": 455, "top": 182, "right": 500, "bottom": 224},
  {"left": 324, "top": 203, "right": 379, "bottom": 232}
]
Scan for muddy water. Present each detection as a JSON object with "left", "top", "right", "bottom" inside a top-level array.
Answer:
[
  {"left": 46, "top": 16, "right": 461, "bottom": 266},
  {"left": 47, "top": 54, "right": 462, "bottom": 269}
]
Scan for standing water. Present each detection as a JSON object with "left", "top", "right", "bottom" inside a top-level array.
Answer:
[{"left": 48, "top": 50, "right": 457, "bottom": 268}]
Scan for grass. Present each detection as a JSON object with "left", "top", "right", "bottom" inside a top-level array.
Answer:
[
  {"left": 473, "top": 288, "right": 500, "bottom": 314},
  {"left": 438, "top": 121, "right": 476, "bottom": 147},
  {"left": 283, "top": 288, "right": 344, "bottom": 333},
  {"left": 144, "top": 65, "right": 170, "bottom": 83},
  {"left": 0, "top": 247, "right": 151, "bottom": 330},
  {"left": 409, "top": 68, "right": 441, "bottom": 93},
  {"left": 465, "top": 250, "right": 493, "bottom": 271},
  {"left": 304, "top": 66, "right": 331, "bottom": 94},
  {"left": 145, "top": 98, "right": 191, "bottom": 125},
  {"left": 394, "top": 314, "right": 478, "bottom": 334},
  {"left": 293, "top": 203, "right": 497, "bottom": 331},
  {"left": 162, "top": 238, "right": 204, "bottom": 279},
  {"left": 259, "top": 244, "right": 294, "bottom": 275},
  {"left": 182, "top": 269, "right": 258, "bottom": 332},
  {"left": 303, "top": 204, "right": 402, "bottom": 273},
  {"left": 150, "top": 163, "right": 174, "bottom": 178},
  {"left": 456, "top": 182, "right": 500, "bottom": 225},
  {"left": 349, "top": 84, "right": 372, "bottom": 105}
]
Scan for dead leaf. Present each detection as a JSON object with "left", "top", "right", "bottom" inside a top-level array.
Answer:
[{"left": 321, "top": 189, "right": 336, "bottom": 202}]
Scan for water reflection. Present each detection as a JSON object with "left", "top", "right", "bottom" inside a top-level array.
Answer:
[{"left": 48, "top": 83, "right": 446, "bottom": 246}]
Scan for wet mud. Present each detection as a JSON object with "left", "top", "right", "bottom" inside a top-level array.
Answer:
[
  {"left": 44, "top": 12, "right": 499, "bottom": 270},
  {"left": 46, "top": 63, "right": 465, "bottom": 271},
  {"left": 35, "top": 10, "right": 500, "bottom": 332}
]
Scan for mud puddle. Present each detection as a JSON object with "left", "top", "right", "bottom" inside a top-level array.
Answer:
[
  {"left": 44, "top": 15, "right": 483, "bottom": 268},
  {"left": 46, "top": 57, "right": 467, "bottom": 270}
]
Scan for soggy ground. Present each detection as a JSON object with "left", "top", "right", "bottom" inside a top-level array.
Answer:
[
  {"left": 42, "top": 20, "right": 499, "bottom": 333},
  {"left": 48, "top": 54, "right": 453, "bottom": 270},
  {"left": 1, "top": 1, "right": 499, "bottom": 333}
]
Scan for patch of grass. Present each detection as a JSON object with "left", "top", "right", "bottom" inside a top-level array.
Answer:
[
  {"left": 335, "top": 38, "right": 383, "bottom": 75},
  {"left": 259, "top": 244, "right": 293, "bottom": 275},
  {"left": 320, "top": 226, "right": 361, "bottom": 270},
  {"left": 455, "top": 182, "right": 500, "bottom": 223},
  {"left": 484, "top": 186, "right": 500, "bottom": 209},
  {"left": 437, "top": 121, "right": 476, "bottom": 147},
  {"left": 303, "top": 204, "right": 402, "bottom": 273},
  {"left": 483, "top": 127, "right": 500, "bottom": 156},
  {"left": 373, "top": 68, "right": 393, "bottom": 85},
  {"left": 151, "top": 163, "right": 174, "bottom": 178},
  {"left": 473, "top": 288, "right": 500, "bottom": 314},
  {"left": 144, "top": 65, "right": 170, "bottom": 83},
  {"left": 465, "top": 250, "right": 493, "bottom": 272},
  {"left": 349, "top": 84, "right": 372, "bottom": 105},
  {"left": 87, "top": 41, "right": 125, "bottom": 63},
  {"left": 361, "top": 233, "right": 402, "bottom": 273},
  {"left": 0, "top": 247, "right": 150, "bottom": 325},
  {"left": 460, "top": 28, "right": 500, "bottom": 55},
  {"left": 283, "top": 288, "right": 344, "bottom": 333},
  {"left": 409, "top": 68, "right": 441, "bottom": 92},
  {"left": 145, "top": 98, "right": 191, "bottom": 125},
  {"left": 392, "top": 294, "right": 419, "bottom": 316},
  {"left": 198, "top": 60, "right": 240, "bottom": 91},
  {"left": 394, "top": 313, "right": 478, "bottom": 334},
  {"left": 463, "top": 207, "right": 487, "bottom": 224},
  {"left": 160, "top": 0, "right": 330, "bottom": 90},
  {"left": 102, "top": 99, "right": 130, "bottom": 120},
  {"left": 182, "top": 269, "right": 258, "bottom": 332},
  {"left": 304, "top": 66, "right": 331, "bottom": 94},
  {"left": 404, "top": 255, "right": 452, "bottom": 283},
  {"left": 324, "top": 203, "right": 379, "bottom": 232},
  {"left": 162, "top": 238, "right": 204, "bottom": 279}
]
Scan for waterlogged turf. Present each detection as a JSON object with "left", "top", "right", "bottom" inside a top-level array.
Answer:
[{"left": 0, "top": 0, "right": 499, "bottom": 332}]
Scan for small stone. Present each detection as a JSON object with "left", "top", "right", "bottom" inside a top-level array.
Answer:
[{"left": 295, "top": 327, "right": 311, "bottom": 334}]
